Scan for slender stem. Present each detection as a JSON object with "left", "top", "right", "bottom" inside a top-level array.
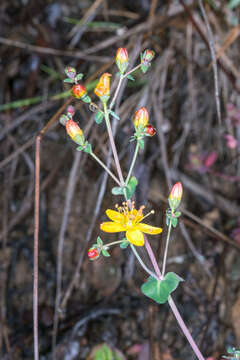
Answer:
[
  {"left": 130, "top": 244, "right": 159, "bottom": 281},
  {"left": 123, "top": 64, "right": 141, "bottom": 78},
  {"left": 125, "top": 142, "right": 139, "bottom": 185},
  {"left": 161, "top": 222, "right": 172, "bottom": 277},
  {"left": 90, "top": 152, "right": 121, "bottom": 186},
  {"left": 144, "top": 237, "right": 205, "bottom": 360},
  {"left": 104, "top": 239, "right": 127, "bottom": 248},
  {"left": 109, "top": 64, "right": 141, "bottom": 110},
  {"left": 103, "top": 102, "right": 125, "bottom": 187},
  {"left": 110, "top": 76, "right": 123, "bottom": 110},
  {"left": 168, "top": 296, "right": 205, "bottom": 360},
  {"left": 33, "top": 135, "right": 41, "bottom": 360}
]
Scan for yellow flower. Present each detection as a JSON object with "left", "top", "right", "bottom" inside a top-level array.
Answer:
[{"left": 100, "top": 203, "right": 162, "bottom": 246}]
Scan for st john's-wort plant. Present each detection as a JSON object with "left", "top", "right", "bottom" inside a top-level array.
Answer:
[{"left": 60, "top": 48, "right": 206, "bottom": 360}]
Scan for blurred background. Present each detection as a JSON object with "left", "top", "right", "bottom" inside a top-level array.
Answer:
[{"left": 0, "top": 0, "right": 240, "bottom": 359}]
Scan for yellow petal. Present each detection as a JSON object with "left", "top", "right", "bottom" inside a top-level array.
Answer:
[
  {"left": 106, "top": 209, "right": 124, "bottom": 223},
  {"left": 131, "top": 208, "right": 143, "bottom": 222},
  {"left": 135, "top": 223, "right": 162, "bottom": 235},
  {"left": 100, "top": 222, "right": 124, "bottom": 233},
  {"left": 126, "top": 229, "right": 144, "bottom": 246}
]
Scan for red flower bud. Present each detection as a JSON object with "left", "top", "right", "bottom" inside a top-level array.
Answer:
[
  {"left": 94, "top": 73, "right": 111, "bottom": 99},
  {"left": 168, "top": 182, "right": 183, "bottom": 210},
  {"left": 146, "top": 124, "right": 156, "bottom": 136},
  {"left": 88, "top": 247, "right": 100, "bottom": 261},
  {"left": 66, "top": 105, "right": 75, "bottom": 117},
  {"left": 142, "top": 49, "right": 155, "bottom": 63},
  {"left": 133, "top": 107, "right": 149, "bottom": 128},
  {"left": 65, "top": 119, "right": 84, "bottom": 145},
  {"left": 71, "top": 84, "right": 87, "bottom": 99},
  {"left": 116, "top": 48, "right": 128, "bottom": 74}
]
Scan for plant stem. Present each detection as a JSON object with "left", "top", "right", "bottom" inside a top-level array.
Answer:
[
  {"left": 109, "top": 64, "right": 141, "bottom": 110},
  {"left": 104, "top": 239, "right": 127, "bottom": 248},
  {"left": 123, "top": 63, "right": 141, "bottom": 78},
  {"left": 144, "top": 237, "right": 205, "bottom": 360},
  {"left": 161, "top": 221, "right": 172, "bottom": 277},
  {"left": 110, "top": 75, "right": 123, "bottom": 110},
  {"left": 90, "top": 152, "right": 121, "bottom": 186},
  {"left": 168, "top": 296, "right": 205, "bottom": 360},
  {"left": 130, "top": 244, "right": 159, "bottom": 281},
  {"left": 103, "top": 102, "right": 125, "bottom": 187},
  {"left": 125, "top": 142, "right": 139, "bottom": 185},
  {"left": 33, "top": 135, "right": 41, "bottom": 360}
]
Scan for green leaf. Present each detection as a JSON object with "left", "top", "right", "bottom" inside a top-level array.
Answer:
[
  {"left": 127, "top": 74, "right": 135, "bottom": 81},
  {"left": 120, "top": 241, "right": 129, "bottom": 249},
  {"left": 63, "top": 78, "right": 74, "bottom": 83},
  {"left": 95, "top": 111, "right": 104, "bottom": 124},
  {"left": 228, "top": 0, "right": 240, "bottom": 9},
  {"left": 140, "top": 64, "right": 149, "bottom": 73},
  {"left": 94, "top": 344, "right": 112, "bottom": 360},
  {"left": 125, "top": 176, "right": 138, "bottom": 200},
  {"left": 141, "top": 272, "right": 184, "bottom": 304},
  {"left": 112, "top": 187, "right": 124, "bottom": 195},
  {"left": 82, "top": 95, "right": 91, "bottom": 103},
  {"left": 59, "top": 114, "right": 69, "bottom": 126},
  {"left": 75, "top": 73, "right": 84, "bottom": 81},
  {"left": 174, "top": 211, "right": 181, "bottom": 218},
  {"left": 171, "top": 217, "right": 178, "bottom": 228},
  {"left": 109, "top": 110, "right": 120, "bottom": 120},
  {"left": 97, "top": 236, "right": 103, "bottom": 247},
  {"left": 76, "top": 145, "right": 84, "bottom": 151},
  {"left": 83, "top": 143, "right": 92, "bottom": 154},
  {"left": 138, "top": 139, "right": 145, "bottom": 149},
  {"left": 102, "top": 249, "right": 111, "bottom": 257}
]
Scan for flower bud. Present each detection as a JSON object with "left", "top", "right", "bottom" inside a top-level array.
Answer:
[
  {"left": 168, "top": 182, "right": 183, "bottom": 210},
  {"left": 88, "top": 247, "right": 100, "bottom": 261},
  {"left": 133, "top": 107, "right": 149, "bottom": 128},
  {"left": 146, "top": 124, "right": 156, "bottom": 137},
  {"left": 141, "top": 50, "right": 155, "bottom": 73},
  {"left": 71, "top": 84, "right": 87, "bottom": 99},
  {"left": 65, "top": 119, "right": 84, "bottom": 145},
  {"left": 66, "top": 105, "right": 75, "bottom": 117},
  {"left": 94, "top": 73, "right": 111, "bottom": 100},
  {"left": 142, "top": 49, "right": 155, "bottom": 62},
  {"left": 65, "top": 66, "right": 76, "bottom": 79},
  {"left": 116, "top": 48, "right": 128, "bottom": 74}
]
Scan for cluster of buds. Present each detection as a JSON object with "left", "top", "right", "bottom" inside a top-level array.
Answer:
[
  {"left": 88, "top": 236, "right": 111, "bottom": 260},
  {"left": 59, "top": 106, "right": 85, "bottom": 146},
  {"left": 64, "top": 67, "right": 91, "bottom": 103},
  {"left": 141, "top": 49, "right": 155, "bottom": 73},
  {"left": 94, "top": 73, "right": 111, "bottom": 103},
  {"left": 115, "top": 48, "right": 129, "bottom": 74},
  {"left": 166, "top": 182, "right": 183, "bottom": 228},
  {"left": 132, "top": 107, "right": 156, "bottom": 148}
]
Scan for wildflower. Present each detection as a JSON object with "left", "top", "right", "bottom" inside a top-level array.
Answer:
[
  {"left": 100, "top": 202, "right": 162, "bottom": 246},
  {"left": 65, "top": 119, "right": 84, "bottom": 145},
  {"left": 146, "top": 124, "right": 156, "bottom": 136},
  {"left": 71, "top": 84, "right": 87, "bottom": 99},
  {"left": 133, "top": 107, "right": 149, "bottom": 129},
  {"left": 88, "top": 247, "right": 100, "bottom": 260},
  {"left": 116, "top": 48, "right": 128, "bottom": 74},
  {"left": 168, "top": 182, "right": 183, "bottom": 210},
  {"left": 94, "top": 73, "right": 111, "bottom": 101}
]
